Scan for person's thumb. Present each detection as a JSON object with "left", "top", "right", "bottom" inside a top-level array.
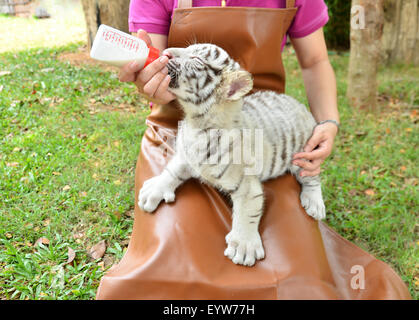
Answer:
[
  {"left": 303, "top": 132, "right": 323, "bottom": 153},
  {"left": 136, "top": 29, "right": 152, "bottom": 46}
]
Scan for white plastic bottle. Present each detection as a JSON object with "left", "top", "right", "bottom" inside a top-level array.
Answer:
[{"left": 90, "top": 24, "right": 160, "bottom": 68}]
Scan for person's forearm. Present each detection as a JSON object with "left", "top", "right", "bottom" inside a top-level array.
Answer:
[
  {"left": 149, "top": 34, "right": 168, "bottom": 52},
  {"left": 301, "top": 60, "right": 339, "bottom": 123}
]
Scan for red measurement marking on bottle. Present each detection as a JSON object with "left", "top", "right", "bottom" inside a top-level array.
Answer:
[{"left": 102, "top": 30, "right": 140, "bottom": 52}]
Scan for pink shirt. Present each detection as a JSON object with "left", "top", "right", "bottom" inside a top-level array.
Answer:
[{"left": 129, "top": 0, "right": 329, "bottom": 47}]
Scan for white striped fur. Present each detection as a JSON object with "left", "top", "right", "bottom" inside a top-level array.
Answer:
[{"left": 139, "top": 44, "right": 326, "bottom": 267}]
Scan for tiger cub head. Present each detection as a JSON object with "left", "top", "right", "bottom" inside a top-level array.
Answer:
[{"left": 164, "top": 44, "right": 253, "bottom": 116}]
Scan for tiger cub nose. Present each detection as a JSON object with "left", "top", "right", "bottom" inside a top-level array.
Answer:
[
  {"left": 163, "top": 48, "right": 184, "bottom": 59},
  {"left": 162, "top": 49, "right": 173, "bottom": 59}
]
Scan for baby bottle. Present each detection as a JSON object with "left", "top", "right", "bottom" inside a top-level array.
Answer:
[{"left": 90, "top": 24, "right": 160, "bottom": 68}]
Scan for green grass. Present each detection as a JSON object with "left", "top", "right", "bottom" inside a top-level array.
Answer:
[
  {"left": 285, "top": 47, "right": 418, "bottom": 299},
  {"left": 0, "top": 15, "right": 418, "bottom": 299},
  {"left": 0, "top": 43, "right": 148, "bottom": 299}
]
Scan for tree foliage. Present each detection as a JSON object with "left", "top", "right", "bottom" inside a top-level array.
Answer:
[{"left": 324, "top": 0, "right": 351, "bottom": 50}]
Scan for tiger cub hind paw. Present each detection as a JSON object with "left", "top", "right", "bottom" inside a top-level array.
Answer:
[{"left": 300, "top": 188, "right": 326, "bottom": 220}]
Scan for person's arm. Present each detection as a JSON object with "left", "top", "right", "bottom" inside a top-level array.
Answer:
[
  {"left": 145, "top": 33, "right": 169, "bottom": 52},
  {"left": 118, "top": 30, "right": 176, "bottom": 105},
  {"left": 290, "top": 28, "right": 339, "bottom": 177}
]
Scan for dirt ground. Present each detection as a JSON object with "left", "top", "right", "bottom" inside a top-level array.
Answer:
[{"left": 58, "top": 46, "right": 120, "bottom": 73}]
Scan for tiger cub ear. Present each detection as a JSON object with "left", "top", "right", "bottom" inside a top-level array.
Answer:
[{"left": 221, "top": 70, "right": 253, "bottom": 101}]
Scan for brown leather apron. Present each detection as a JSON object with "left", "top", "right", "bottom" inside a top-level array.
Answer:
[{"left": 96, "top": 0, "right": 411, "bottom": 300}]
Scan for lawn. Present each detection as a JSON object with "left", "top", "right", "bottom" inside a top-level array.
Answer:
[{"left": 0, "top": 11, "right": 418, "bottom": 300}]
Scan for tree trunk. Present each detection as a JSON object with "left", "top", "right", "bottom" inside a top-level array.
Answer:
[
  {"left": 81, "top": 0, "right": 130, "bottom": 49},
  {"left": 347, "top": 0, "right": 385, "bottom": 109},
  {"left": 382, "top": 0, "right": 419, "bottom": 65}
]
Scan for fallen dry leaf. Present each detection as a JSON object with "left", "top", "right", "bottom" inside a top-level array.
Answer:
[
  {"left": 62, "top": 185, "right": 71, "bottom": 191},
  {"left": 6, "top": 162, "right": 18, "bottom": 167},
  {"left": 78, "top": 133, "right": 88, "bottom": 139},
  {"left": 103, "top": 254, "right": 115, "bottom": 268},
  {"left": 364, "top": 189, "right": 375, "bottom": 196},
  {"left": 405, "top": 178, "right": 418, "bottom": 186},
  {"left": 88, "top": 240, "right": 106, "bottom": 260},
  {"left": 110, "top": 211, "right": 122, "bottom": 221},
  {"left": 98, "top": 261, "right": 105, "bottom": 270},
  {"left": 66, "top": 247, "right": 76, "bottom": 264},
  {"left": 52, "top": 171, "right": 62, "bottom": 176},
  {"left": 40, "top": 67, "right": 55, "bottom": 73},
  {"left": 35, "top": 237, "right": 50, "bottom": 246},
  {"left": 125, "top": 209, "right": 134, "bottom": 218},
  {"left": 0, "top": 71, "right": 12, "bottom": 76},
  {"left": 73, "top": 232, "right": 85, "bottom": 240}
]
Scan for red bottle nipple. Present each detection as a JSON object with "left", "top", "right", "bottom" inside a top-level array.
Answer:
[{"left": 144, "top": 45, "right": 160, "bottom": 68}]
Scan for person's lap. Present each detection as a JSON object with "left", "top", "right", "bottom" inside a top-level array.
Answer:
[{"left": 96, "top": 124, "right": 411, "bottom": 300}]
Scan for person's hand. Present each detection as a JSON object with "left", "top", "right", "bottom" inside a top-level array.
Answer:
[
  {"left": 292, "top": 122, "right": 338, "bottom": 177},
  {"left": 118, "top": 29, "right": 176, "bottom": 105}
]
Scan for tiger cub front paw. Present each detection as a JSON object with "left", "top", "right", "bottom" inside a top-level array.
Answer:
[
  {"left": 138, "top": 176, "right": 176, "bottom": 213},
  {"left": 224, "top": 229, "right": 265, "bottom": 267}
]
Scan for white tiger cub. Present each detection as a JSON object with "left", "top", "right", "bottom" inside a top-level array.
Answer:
[{"left": 138, "top": 44, "right": 326, "bottom": 267}]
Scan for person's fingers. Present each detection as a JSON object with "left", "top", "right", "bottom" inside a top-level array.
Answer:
[
  {"left": 119, "top": 61, "right": 142, "bottom": 82},
  {"left": 119, "top": 29, "right": 153, "bottom": 83},
  {"left": 153, "top": 74, "right": 174, "bottom": 101},
  {"left": 137, "top": 56, "right": 169, "bottom": 85},
  {"left": 293, "top": 158, "right": 323, "bottom": 171},
  {"left": 143, "top": 68, "right": 169, "bottom": 98},
  {"left": 293, "top": 146, "right": 329, "bottom": 161},
  {"left": 136, "top": 29, "right": 152, "bottom": 46},
  {"left": 303, "top": 132, "right": 324, "bottom": 153},
  {"left": 300, "top": 167, "right": 321, "bottom": 177}
]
